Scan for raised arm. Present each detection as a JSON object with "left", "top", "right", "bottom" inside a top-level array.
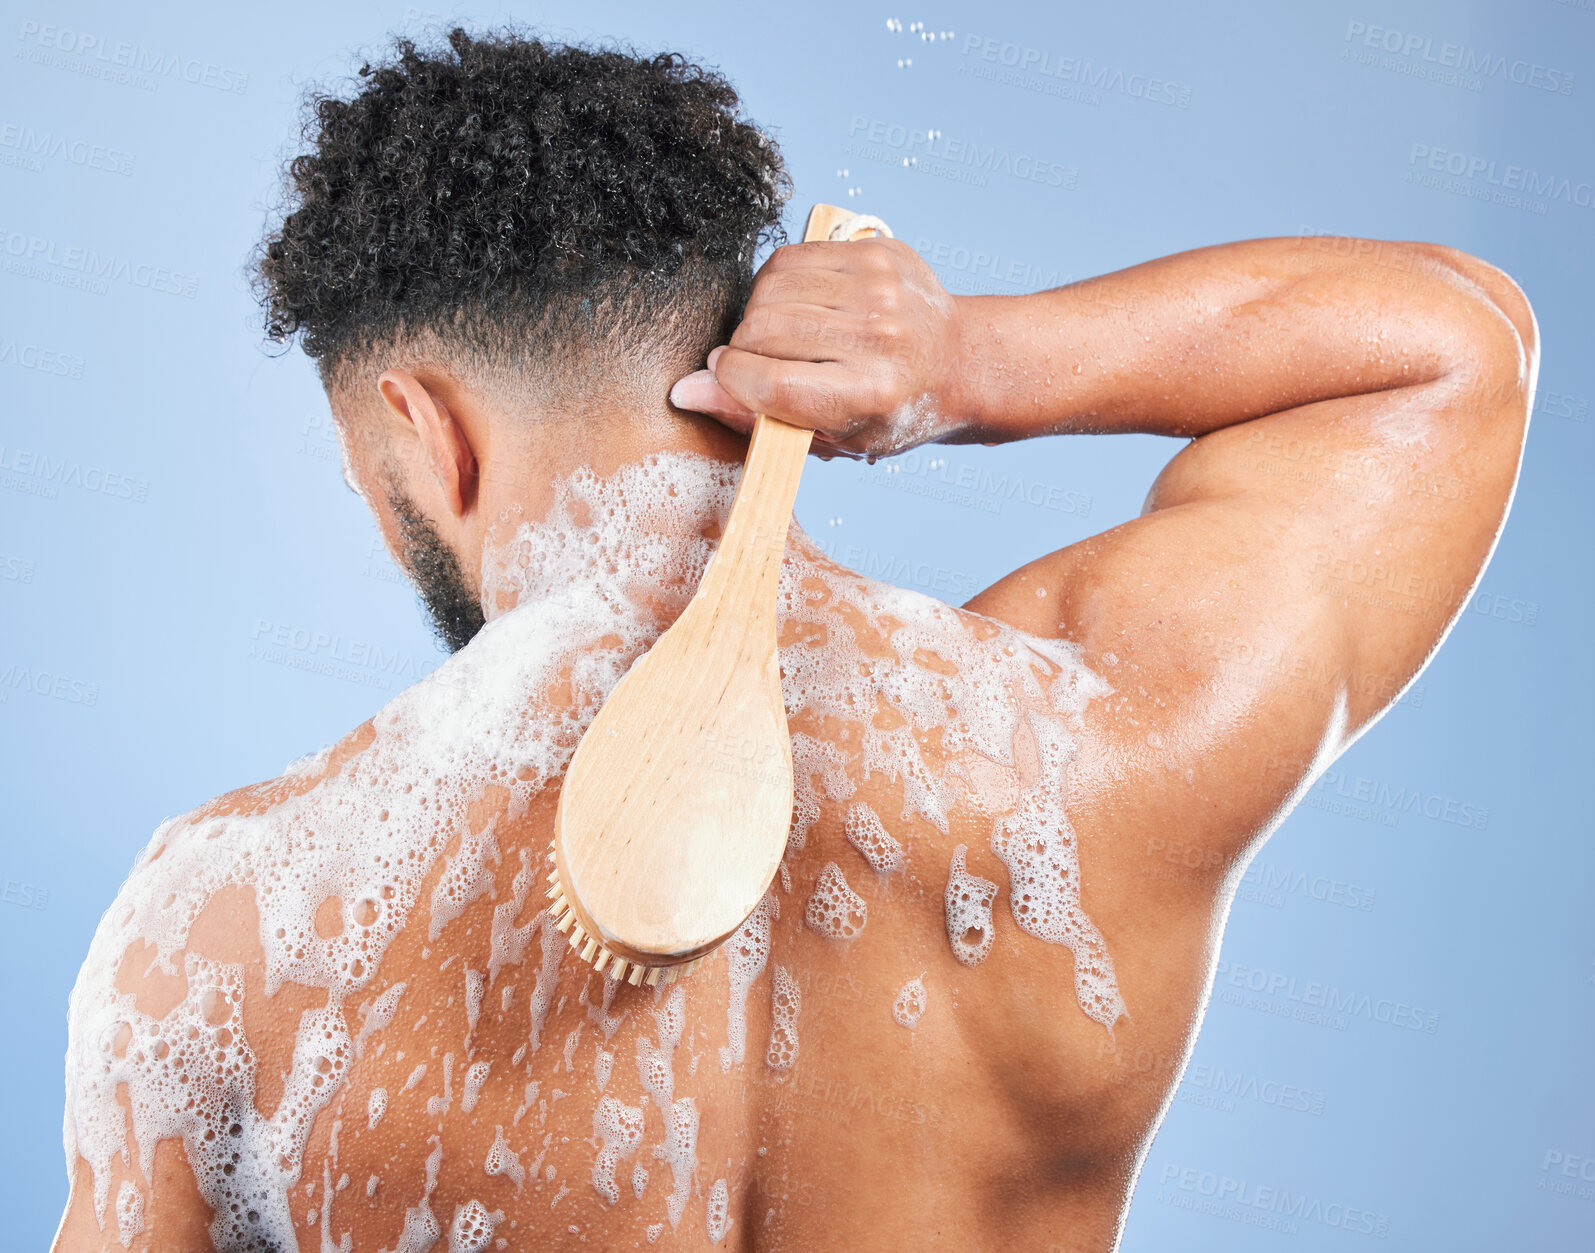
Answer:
[{"left": 671, "top": 232, "right": 1535, "bottom": 860}]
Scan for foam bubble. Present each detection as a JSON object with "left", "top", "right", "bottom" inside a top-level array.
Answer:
[
  {"left": 460, "top": 1061, "right": 490, "bottom": 1114},
  {"left": 844, "top": 802, "right": 906, "bottom": 872},
  {"left": 719, "top": 892, "right": 775, "bottom": 1072},
  {"left": 590, "top": 1096, "right": 645, "bottom": 1204},
  {"left": 464, "top": 968, "right": 485, "bottom": 1034},
  {"left": 367, "top": 1087, "right": 387, "bottom": 1130},
  {"left": 892, "top": 977, "right": 927, "bottom": 1028},
  {"left": 766, "top": 966, "right": 801, "bottom": 1070},
  {"left": 483, "top": 1125, "right": 523, "bottom": 1189},
  {"left": 805, "top": 862, "right": 867, "bottom": 941},
  {"left": 354, "top": 983, "right": 405, "bottom": 1060},
  {"left": 426, "top": 1052, "right": 455, "bottom": 1116},
  {"left": 115, "top": 1179, "right": 143, "bottom": 1248},
  {"left": 391, "top": 1137, "right": 443, "bottom": 1253},
  {"left": 944, "top": 845, "right": 997, "bottom": 967},
  {"left": 447, "top": 1199, "right": 499, "bottom": 1253},
  {"left": 989, "top": 716, "right": 1126, "bottom": 1030},
  {"left": 706, "top": 1177, "right": 731, "bottom": 1242}
]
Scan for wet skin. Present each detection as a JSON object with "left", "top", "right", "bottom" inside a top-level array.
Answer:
[{"left": 55, "top": 233, "right": 1536, "bottom": 1251}]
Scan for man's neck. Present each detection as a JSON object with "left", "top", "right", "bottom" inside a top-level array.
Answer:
[{"left": 477, "top": 437, "right": 763, "bottom": 636}]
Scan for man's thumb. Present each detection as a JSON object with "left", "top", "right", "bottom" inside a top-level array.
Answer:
[{"left": 669, "top": 366, "right": 756, "bottom": 430}]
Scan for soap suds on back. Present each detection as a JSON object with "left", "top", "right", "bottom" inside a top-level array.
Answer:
[
  {"left": 719, "top": 892, "right": 776, "bottom": 1072},
  {"left": 944, "top": 845, "right": 998, "bottom": 967},
  {"left": 844, "top": 802, "right": 905, "bottom": 873},
  {"left": 766, "top": 966, "right": 801, "bottom": 1070},
  {"left": 61, "top": 450, "right": 1118, "bottom": 1249},
  {"left": 805, "top": 862, "right": 867, "bottom": 941},
  {"left": 892, "top": 977, "right": 927, "bottom": 1028}
]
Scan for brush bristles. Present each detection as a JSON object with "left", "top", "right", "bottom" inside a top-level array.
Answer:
[{"left": 545, "top": 862, "right": 708, "bottom": 989}]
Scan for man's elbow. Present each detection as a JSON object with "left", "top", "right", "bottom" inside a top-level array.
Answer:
[{"left": 1422, "top": 244, "right": 1540, "bottom": 403}]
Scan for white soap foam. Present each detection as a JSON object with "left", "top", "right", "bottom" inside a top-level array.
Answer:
[
  {"left": 461, "top": 1060, "right": 491, "bottom": 1114},
  {"left": 892, "top": 977, "right": 927, "bottom": 1028},
  {"left": 386, "top": 1136, "right": 442, "bottom": 1253},
  {"left": 631, "top": 984, "right": 696, "bottom": 1228},
  {"left": 718, "top": 891, "right": 776, "bottom": 1072},
  {"left": 464, "top": 968, "right": 485, "bottom": 1034},
  {"left": 594, "top": 1048, "right": 614, "bottom": 1090},
  {"left": 631, "top": 1163, "right": 649, "bottom": 1198},
  {"left": 447, "top": 1199, "right": 500, "bottom": 1253},
  {"left": 63, "top": 449, "right": 1119, "bottom": 1247},
  {"left": 426, "top": 1052, "right": 455, "bottom": 1116},
  {"left": 319, "top": 1158, "right": 351, "bottom": 1253},
  {"left": 766, "top": 966, "right": 801, "bottom": 1071},
  {"left": 429, "top": 821, "right": 500, "bottom": 942},
  {"left": 526, "top": 913, "right": 565, "bottom": 1054},
  {"left": 484, "top": 1125, "right": 524, "bottom": 1188},
  {"left": 115, "top": 1179, "right": 143, "bottom": 1248},
  {"left": 805, "top": 862, "right": 867, "bottom": 941},
  {"left": 367, "top": 1087, "right": 388, "bottom": 1130},
  {"left": 989, "top": 714, "right": 1126, "bottom": 1030},
  {"left": 789, "top": 734, "right": 853, "bottom": 853},
  {"left": 590, "top": 1096, "right": 645, "bottom": 1204},
  {"left": 944, "top": 845, "right": 998, "bottom": 967},
  {"left": 706, "top": 1177, "right": 731, "bottom": 1242},
  {"left": 354, "top": 983, "right": 405, "bottom": 1060},
  {"left": 844, "top": 802, "right": 905, "bottom": 872},
  {"left": 486, "top": 852, "right": 534, "bottom": 985},
  {"left": 64, "top": 455, "right": 739, "bottom": 1248}
]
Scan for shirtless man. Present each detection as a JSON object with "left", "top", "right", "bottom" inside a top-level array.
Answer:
[{"left": 53, "top": 28, "right": 1535, "bottom": 1253}]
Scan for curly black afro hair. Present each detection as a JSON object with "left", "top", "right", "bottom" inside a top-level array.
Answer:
[{"left": 254, "top": 27, "right": 791, "bottom": 397}]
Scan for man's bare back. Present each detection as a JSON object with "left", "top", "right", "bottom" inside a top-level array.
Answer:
[{"left": 52, "top": 31, "right": 1537, "bottom": 1253}]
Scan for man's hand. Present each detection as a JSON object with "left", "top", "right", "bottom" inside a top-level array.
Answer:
[{"left": 669, "top": 237, "right": 968, "bottom": 459}]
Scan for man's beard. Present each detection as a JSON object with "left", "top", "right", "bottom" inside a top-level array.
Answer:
[{"left": 387, "top": 489, "right": 487, "bottom": 654}]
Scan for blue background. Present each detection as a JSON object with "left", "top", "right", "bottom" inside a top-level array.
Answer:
[{"left": 2, "top": 1, "right": 1590, "bottom": 1248}]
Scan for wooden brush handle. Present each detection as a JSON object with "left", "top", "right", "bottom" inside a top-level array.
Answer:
[{"left": 699, "top": 204, "right": 883, "bottom": 607}]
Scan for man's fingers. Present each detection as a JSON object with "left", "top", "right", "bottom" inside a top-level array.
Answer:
[
  {"left": 730, "top": 304, "right": 868, "bottom": 363},
  {"left": 709, "top": 348, "right": 864, "bottom": 434},
  {"left": 748, "top": 265, "right": 854, "bottom": 312},
  {"left": 669, "top": 369, "right": 756, "bottom": 431}
]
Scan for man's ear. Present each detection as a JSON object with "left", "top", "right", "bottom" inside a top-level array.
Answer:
[{"left": 375, "top": 369, "right": 479, "bottom": 519}]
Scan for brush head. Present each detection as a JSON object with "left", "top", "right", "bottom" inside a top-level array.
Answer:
[{"left": 548, "top": 587, "right": 795, "bottom": 978}]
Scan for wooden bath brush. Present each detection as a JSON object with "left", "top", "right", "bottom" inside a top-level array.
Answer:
[{"left": 544, "top": 203, "right": 892, "bottom": 986}]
